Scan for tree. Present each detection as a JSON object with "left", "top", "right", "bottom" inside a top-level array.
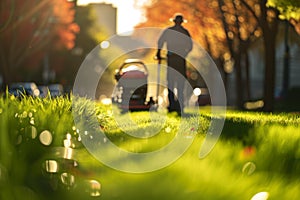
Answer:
[
  {"left": 137, "top": 0, "right": 228, "bottom": 58},
  {"left": 266, "top": 0, "right": 300, "bottom": 100},
  {"left": 50, "top": 4, "right": 103, "bottom": 87},
  {"left": 239, "top": 0, "right": 279, "bottom": 111},
  {"left": 136, "top": 0, "right": 261, "bottom": 108},
  {"left": 138, "top": 0, "right": 285, "bottom": 111},
  {"left": 0, "top": 0, "right": 79, "bottom": 86},
  {"left": 136, "top": 0, "right": 229, "bottom": 88},
  {"left": 268, "top": 0, "right": 300, "bottom": 33},
  {"left": 217, "top": 0, "right": 261, "bottom": 108},
  {"left": 57, "top": 4, "right": 125, "bottom": 95}
]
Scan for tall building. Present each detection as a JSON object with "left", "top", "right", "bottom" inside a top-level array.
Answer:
[{"left": 91, "top": 3, "right": 117, "bottom": 36}]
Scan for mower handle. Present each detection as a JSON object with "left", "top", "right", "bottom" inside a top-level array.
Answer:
[{"left": 153, "top": 56, "right": 166, "bottom": 61}]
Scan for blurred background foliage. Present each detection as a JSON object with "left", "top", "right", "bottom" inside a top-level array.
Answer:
[
  {"left": 136, "top": 0, "right": 300, "bottom": 112},
  {"left": 0, "top": 0, "right": 79, "bottom": 85},
  {"left": 1, "top": 0, "right": 300, "bottom": 111},
  {"left": 0, "top": 0, "right": 116, "bottom": 90}
]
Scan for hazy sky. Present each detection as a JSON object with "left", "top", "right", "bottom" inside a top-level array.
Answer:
[{"left": 77, "top": 0, "right": 147, "bottom": 34}]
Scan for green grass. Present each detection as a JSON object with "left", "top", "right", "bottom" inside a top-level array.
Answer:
[{"left": 0, "top": 95, "right": 299, "bottom": 200}]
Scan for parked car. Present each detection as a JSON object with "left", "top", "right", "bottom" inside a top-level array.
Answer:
[
  {"left": 8, "top": 82, "right": 40, "bottom": 98},
  {"left": 48, "top": 84, "right": 64, "bottom": 97},
  {"left": 38, "top": 85, "right": 49, "bottom": 98}
]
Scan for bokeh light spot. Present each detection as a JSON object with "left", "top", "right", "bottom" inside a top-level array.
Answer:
[
  {"left": 193, "top": 87, "right": 202, "bottom": 96},
  {"left": 39, "top": 130, "right": 53, "bottom": 146},
  {"left": 242, "top": 161, "right": 256, "bottom": 175},
  {"left": 44, "top": 160, "right": 58, "bottom": 173},
  {"left": 100, "top": 40, "right": 110, "bottom": 49},
  {"left": 251, "top": 192, "right": 269, "bottom": 200},
  {"left": 61, "top": 172, "right": 75, "bottom": 189},
  {"left": 86, "top": 180, "right": 101, "bottom": 197}
]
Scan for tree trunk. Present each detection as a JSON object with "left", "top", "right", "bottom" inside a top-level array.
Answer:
[
  {"left": 243, "top": 50, "right": 251, "bottom": 100},
  {"left": 263, "top": 34, "right": 277, "bottom": 112},
  {"left": 234, "top": 53, "right": 244, "bottom": 109},
  {"left": 282, "top": 20, "right": 290, "bottom": 98},
  {"left": 218, "top": 0, "right": 244, "bottom": 109},
  {"left": 260, "top": 3, "right": 279, "bottom": 112}
]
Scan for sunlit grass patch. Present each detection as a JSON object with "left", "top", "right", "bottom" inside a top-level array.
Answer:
[
  {"left": 100, "top": 111, "right": 201, "bottom": 153},
  {"left": 0, "top": 95, "right": 299, "bottom": 199}
]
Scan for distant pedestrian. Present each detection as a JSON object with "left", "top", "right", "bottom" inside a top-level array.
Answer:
[{"left": 156, "top": 13, "right": 193, "bottom": 115}]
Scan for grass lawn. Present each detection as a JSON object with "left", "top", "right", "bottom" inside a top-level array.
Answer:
[{"left": 0, "top": 96, "right": 299, "bottom": 200}]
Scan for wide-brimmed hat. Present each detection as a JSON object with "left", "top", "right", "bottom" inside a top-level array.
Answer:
[{"left": 170, "top": 13, "right": 187, "bottom": 23}]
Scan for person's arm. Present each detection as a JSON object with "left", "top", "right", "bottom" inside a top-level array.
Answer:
[
  {"left": 185, "top": 30, "right": 193, "bottom": 54},
  {"left": 156, "top": 30, "right": 167, "bottom": 60}
]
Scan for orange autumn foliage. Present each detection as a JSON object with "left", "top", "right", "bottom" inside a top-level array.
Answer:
[
  {"left": 0, "top": 0, "right": 79, "bottom": 83},
  {"left": 135, "top": 0, "right": 227, "bottom": 58}
]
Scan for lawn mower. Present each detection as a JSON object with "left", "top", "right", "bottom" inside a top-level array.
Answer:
[{"left": 112, "top": 59, "right": 157, "bottom": 112}]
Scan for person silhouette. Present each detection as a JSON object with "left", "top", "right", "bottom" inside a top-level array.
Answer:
[{"left": 156, "top": 13, "right": 193, "bottom": 115}]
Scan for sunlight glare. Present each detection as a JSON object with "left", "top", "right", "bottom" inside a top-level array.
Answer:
[
  {"left": 77, "top": 0, "right": 147, "bottom": 34},
  {"left": 158, "top": 96, "right": 164, "bottom": 105},
  {"left": 251, "top": 192, "right": 269, "bottom": 200},
  {"left": 101, "top": 97, "right": 112, "bottom": 105}
]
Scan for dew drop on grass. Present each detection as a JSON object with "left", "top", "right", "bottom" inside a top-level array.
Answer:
[
  {"left": 251, "top": 191, "right": 269, "bottom": 200},
  {"left": 165, "top": 127, "right": 171, "bottom": 133},
  {"left": 30, "top": 118, "right": 35, "bottom": 125},
  {"left": 64, "top": 138, "right": 71, "bottom": 148},
  {"left": 31, "top": 126, "right": 37, "bottom": 139},
  {"left": 64, "top": 133, "right": 72, "bottom": 148},
  {"left": 242, "top": 161, "right": 256, "bottom": 175},
  {"left": 0, "top": 108, "right": 2, "bottom": 114},
  {"left": 22, "top": 111, "right": 28, "bottom": 118},
  {"left": 85, "top": 180, "right": 101, "bottom": 197},
  {"left": 39, "top": 130, "right": 53, "bottom": 146},
  {"left": 64, "top": 148, "right": 73, "bottom": 159},
  {"left": 61, "top": 172, "right": 75, "bottom": 189},
  {"left": 44, "top": 160, "right": 59, "bottom": 173},
  {"left": 16, "top": 135, "right": 23, "bottom": 145}
]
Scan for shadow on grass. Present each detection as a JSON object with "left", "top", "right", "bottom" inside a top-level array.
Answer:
[{"left": 220, "top": 119, "right": 256, "bottom": 146}]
